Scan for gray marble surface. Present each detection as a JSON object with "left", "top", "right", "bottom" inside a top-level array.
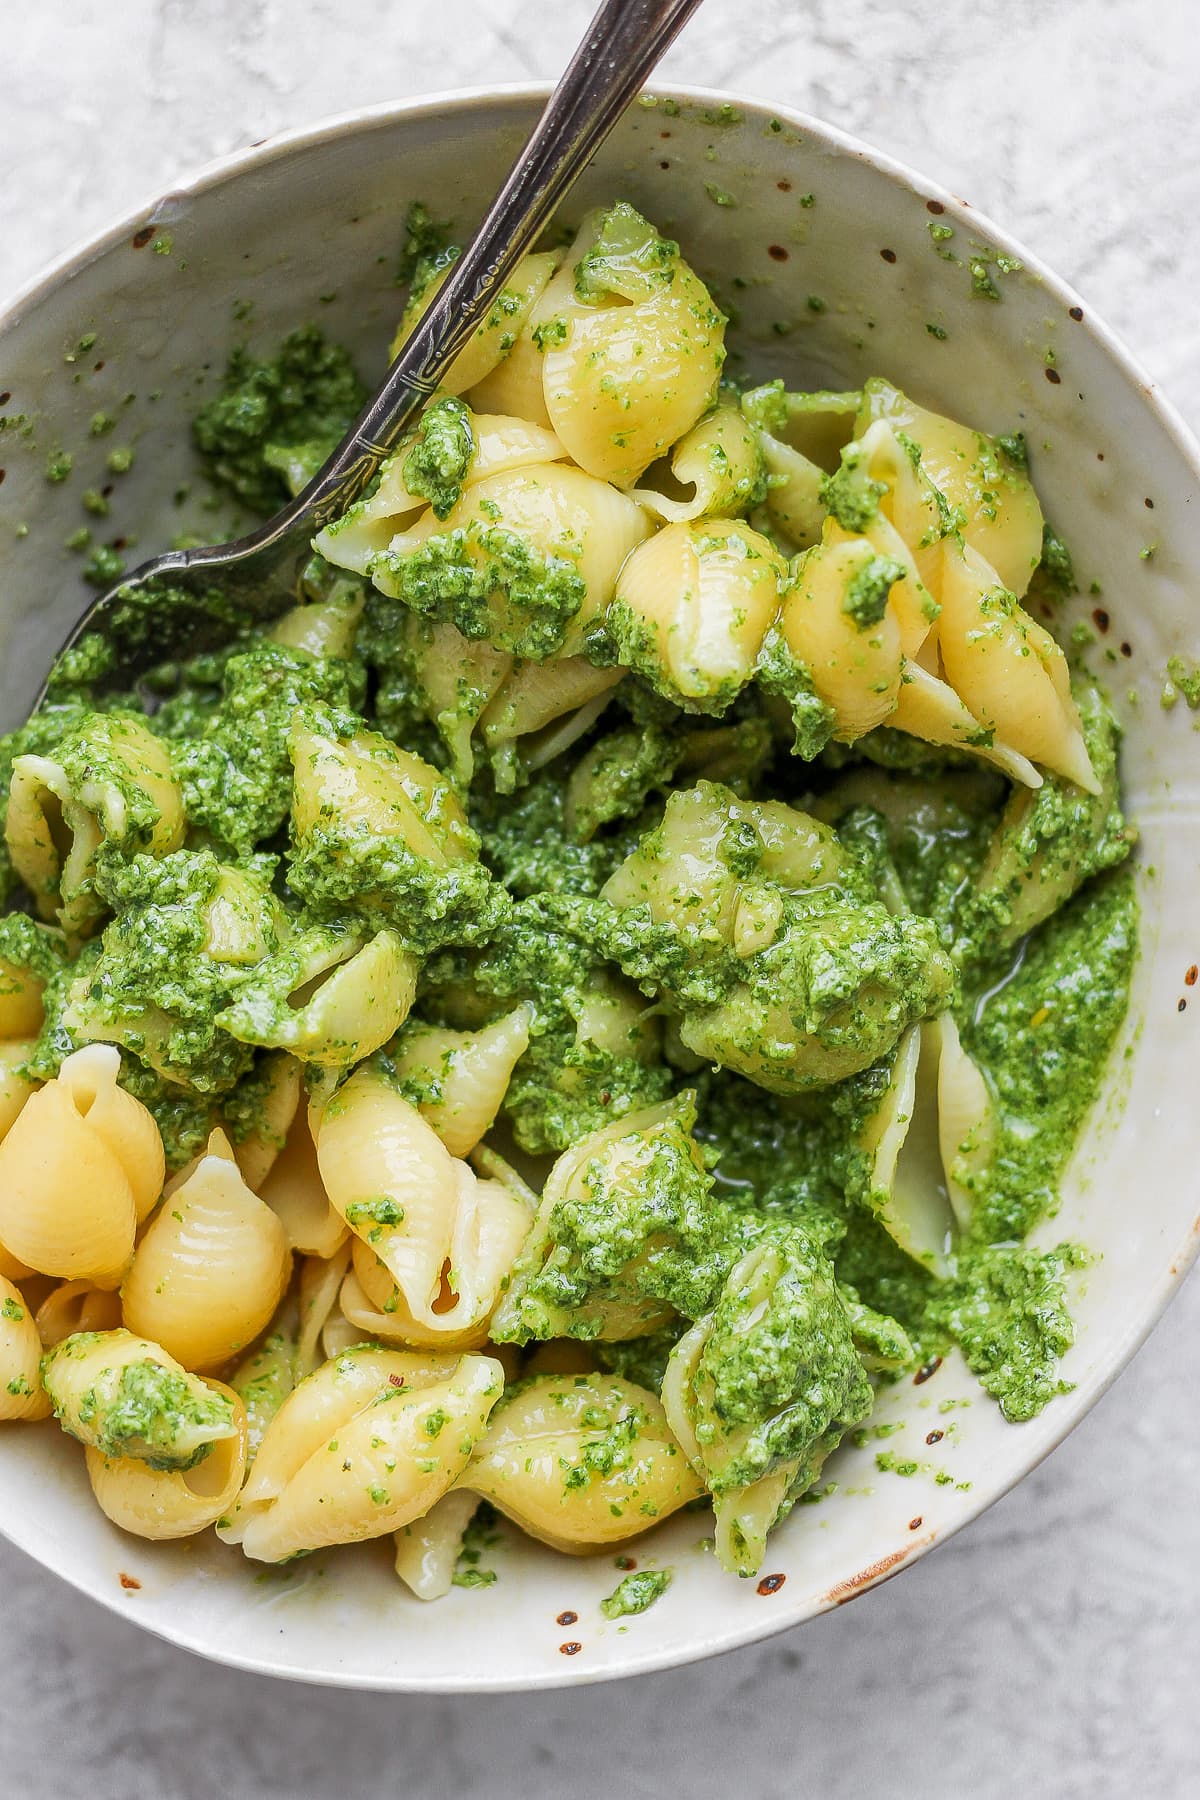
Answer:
[{"left": 1, "top": 2, "right": 1198, "bottom": 1794}]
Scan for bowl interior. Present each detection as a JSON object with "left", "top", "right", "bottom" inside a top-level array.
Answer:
[{"left": 0, "top": 87, "right": 1197, "bottom": 1690}]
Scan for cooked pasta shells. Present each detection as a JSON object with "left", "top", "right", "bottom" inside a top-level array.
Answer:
[
  {"left": 779, "top": 535, "right": 905, "bottom": 741},
  {"left": 0, "top": 1045, "right": 164, "bottom": 1287},
  {"left": 35, "top": 1278, "right": 122, "bottom": 1349},
  {"left": 259, "top": 1104, "right": 348, "bottom": 1259},
  {"left": 935, "top": 543, "right": 1098, "bottom": 791},
  {"left": 6, "top": 713, "right": 184, "bottom": 941},
  {"left": 268, "top": 589, "right": 365, "bottom": 659},
  {"left": 218, "top": 924, "right": 419, "bottom": 1068},
  {"left": 393, "top": 1489, "right": 481, "bottom": 1601},
  {"left": 607, "top": 519, "right": 787, "bottom": 712},
  {"left": 858, "top": 1014, "right": 995, "bottom": 1272},
  {"left": 541, "top": 203, "right": 726, "bottom": 486},
  {"left": 121, "top": 1128, "right": 292, "bottom": 1371},
  {"left": 315, "top": 406, "right": 567, "bottom": 577},
  {"left": 230, "top": 1294, "right": 301, "bottom": 1460},
  {"left": 220, "top": 1344, "right": 503, "bottom": 1562},
  {"left": 85, "top": 1381, "right": 248, "bottom": 1540},
  {"left": 42, "top": 1328, "right": 239, "bottom": 1467},
  {"left": 390, "top": 249, "right": 561, "bottom": 396},
  {"left": 891, "top": 659, "right": 1041, "bottom": 788},
  {"left": 480, "top": 656, "right": 624, "bottom": 793},
  {"left": 228, "top": 1052, "right": 304, "bottom": 1192},
  {"left": 317, "top": 1065, "right": 531, "bottom": 1349},
  {"left": 740, "top": 383, "right": 859, "bottom": 550},
  {"left": 390, "top": 1007, "right": 533, "bottom": 1157},
  {"left": 858, "top": 378, "right": 1044, "bottom": 598},
  {"left": 463, "top": 1372, "right": 703, "bottom": 1553},
  {"left": 0, "top": 1272, "right": 51, "bottom": 1421},
  {"left": 370, "top": 462, "right": 652, "bottom": 661},
  {"left": 631, "top": 396, "right": 765, "bottom": 523},
  {"left": 296, "top": 1242, "right": 353, "bottom": 1376}
]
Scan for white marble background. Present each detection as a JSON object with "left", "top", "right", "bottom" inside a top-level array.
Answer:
[{"left": 1, "top": 2, "right": 1198, "bottom": 1795}]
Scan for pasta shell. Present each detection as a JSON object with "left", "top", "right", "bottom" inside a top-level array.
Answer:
[
  {"left": 228, "top": 1052, "right": 304, "bottom": 1192},
  {"left": 610, "top": 519, "right": 787, "bottom": 710},
  {"left": 464, "top": 1372, "right": 701, "bottom": 1554},
  {"left": 221, "top": 1345, "right": 502, "bottom": 1562},
  {"left": 318, "top": 1070, "right": 532, "bottom": 1346},
  {"left": 937, "top": 543, "right": 1098, "bottom": 791},
  {"left": 780, "top": 535, "right": 904, "bottom": 741},
  {"left": 296, "top": 1242, "right": 353, "bottom": 1377},
  {"left": 631, "top": 398, "right": 764, "bottom": 524},
  {"left": 0, "top": 958, "right": 45, "bottom": 1038},
  {"left": 390, "top": 1007, "right": 533, "bottom": 1157},
  {"left": 259, "top": 1105, "right": 348, "bottom": 1259},
  {"left": 85, "top": 1382, "right": 248, "bottom": 1540},
  {"left": 35, "top": 1278, "right": 122, "bottom": 1348},
  {"left": 42, "top": 1328, "right": 239, "bottom": 1466},
  {"left": 0, "top": 1272, "right": 51, "bottom": 1421},
  {"left": 393, "top": 1489, "right": 480, "bottom": 1601},
  {"left": 121, "top": 1129, "right": 292, "bottom": 1371},
  {"left": 0, "top": 1045, "right": 163, "bottom": 1287}
]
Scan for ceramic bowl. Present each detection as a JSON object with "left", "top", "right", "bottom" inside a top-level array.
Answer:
[{"left": 0, "top": 84, "right": 1197, "bottom": 1691}]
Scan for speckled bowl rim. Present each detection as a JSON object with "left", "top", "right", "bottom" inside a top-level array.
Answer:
[{"left": 2, "top": 81, "right": 1199, "bottom": 1692}]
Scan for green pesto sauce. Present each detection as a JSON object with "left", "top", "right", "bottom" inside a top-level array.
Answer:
[
  {"left": 600, "top": 1568, "right": 672, "bottom": 1618},
  {"left": 193, "top": 325, "right": 365, "bottom": 515}
]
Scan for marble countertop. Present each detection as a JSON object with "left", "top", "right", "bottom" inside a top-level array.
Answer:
[{"left": 1, "top": 3, "right": 1197, "bottom": 1794}]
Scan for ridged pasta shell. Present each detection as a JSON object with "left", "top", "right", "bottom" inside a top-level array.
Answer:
[
  {"left": 0, "top": 1045, "right": 163, "bottom": 1287},
  {"left": 220, "top": 1343, "right": 499, "bottom": 1560},
  {"left": 464, "top": 1373, "right": 702, "bottom": 1554},
  {"left": 937, "top": 543, "right": 1098, "bottom": 791},
  {"left": 390, "top": 1008, "right": 532, "bottom": 1158},
  {"left": 85, "top": 1382, "right": 248, "bottom": 1540},
  {"left": 122, "top": 1131, "right": 292, "bottom": 1372}
]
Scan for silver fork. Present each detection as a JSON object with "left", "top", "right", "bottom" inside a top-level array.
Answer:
[{"left": 37, "top": 0, "right": 705, "bottom": 704}]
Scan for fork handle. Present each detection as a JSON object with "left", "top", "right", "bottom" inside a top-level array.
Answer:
[{"left": 296, "top": 0, "right": 706, "bottom": 529}]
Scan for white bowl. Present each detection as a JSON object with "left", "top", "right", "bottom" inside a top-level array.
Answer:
[{"left": 1, "top": 84, "right": 1197, "bottom": 1692}]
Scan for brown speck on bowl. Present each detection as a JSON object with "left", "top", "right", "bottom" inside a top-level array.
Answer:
[
  {"left": 925, "top": 1429, "right": 944, "bottom": 1445},
  {"left": 926, "top": 199, "right": 945, "bottom": 214},
  {"left": 1178, "top": 998, "right": 1188, "bottom": 1014},
  {"left": 613, "top": 1554, "right": 636, "bottom": 1570},
  {"left": 908, "top": 1517, "right": 923, "bottom": 1531},
  {"left": 1145, "top": 496, "right": 1155, "bottom": 508},
  {"left": 559, "top": 1641, "right": 582, "bottom": 1656},
  {"left": 1120, "top": 641, "right": 1132, "bottom": 658},
  {"left": 756, "top": 1573, "right": 786, "bottom": 1595},
  {"left": 880, "top": 247, "right": 897, "bottom": 263},
  {"left": 556, "top": 1610, "right": 577, "bottom": 1628},
  {"left": 1093, "top": 607, "right": 1110, "bottom": 632},
  {"left": 1069, "top": 305, "right": 1084, "bottom": 321},
  {"left": 1184, "top": 965, "right": 1197, "bottom": 986},
  {"left": 1045, "top": 366, "right": 1062, "bottom": 384},
  {"left": 767, "top": 243, "right": 788, "bottom": 261},
  {"left": 131, "top": 226, "right": 155, "bottom": 249},
  {"left": 913, "top": 1357, "right": 942, "bottom": 1385},
  {"left": 118, "top": 1572, "right": 141, "bottom": 1590}
]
